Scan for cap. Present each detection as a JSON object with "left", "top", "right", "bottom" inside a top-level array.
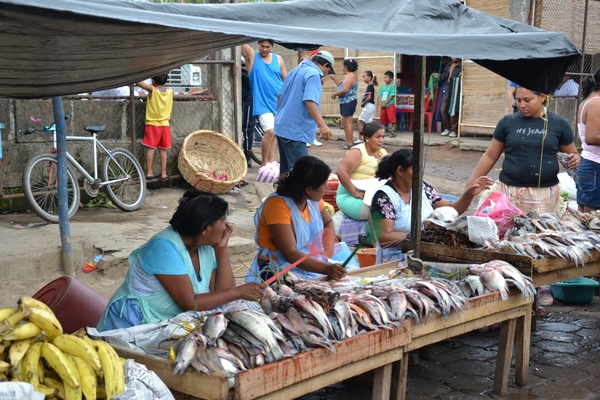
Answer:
[{"left": 314, "top": 50, "right": 335, "bottom": 74}]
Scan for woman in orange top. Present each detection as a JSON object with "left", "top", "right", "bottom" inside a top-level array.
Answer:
[{"left": 245, "top": 156, "right": 346, "bottom": 283}]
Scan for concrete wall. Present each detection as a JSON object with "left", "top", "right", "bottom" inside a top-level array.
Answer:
[{"left": 0, "top": 98, "right": 221, "bottom": 190}]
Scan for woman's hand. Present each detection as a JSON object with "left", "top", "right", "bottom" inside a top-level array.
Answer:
[
  {"left": 216, "top": 222, "right": 233, "bottom": 249},
  {"left": 464, "top": 176, "right": 494, "bottom": 197},
  {"left": 568, "top": 152, "right": 581, "bottom": 169},
  {"left": 236, "top": 282, "right": 266, "bottom": 301},
  {"left": 329, "top": 74, "right": 336, "bottom": 80},
  {"left": 326, "top": 264, "right": 347, "bottom": 281},
  {"left": 353, "top": 189, "right": 365, "bottom": 199}
]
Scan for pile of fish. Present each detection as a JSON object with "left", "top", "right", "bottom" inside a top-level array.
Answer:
[
  {"left": 457, "top": 259, "right": 536, "bottom": 301},
  {"left": 171, "top": 273, "right": 467, "bottom": 382},
  {"left": 485, "top": 209, "right": 600, "bottom": 265}
]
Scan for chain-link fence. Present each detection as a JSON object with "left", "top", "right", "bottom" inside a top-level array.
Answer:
[
  {"left": 0, "top": 47, "right": 237, "bottom": 192},
  {"left": 535, "top": 0, "right": 600, "bottom": 95}
]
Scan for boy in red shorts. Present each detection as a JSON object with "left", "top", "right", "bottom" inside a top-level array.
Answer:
[
  {"left": 379, "top": 70, "right": 396, "bottom": 137},
  {"left": 136, "top": 72, "right": 173, "bottom": 181}
]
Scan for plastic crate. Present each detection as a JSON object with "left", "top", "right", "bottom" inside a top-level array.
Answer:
[{"left": 550, "top": 277, "right": 599, "bottom": 304}]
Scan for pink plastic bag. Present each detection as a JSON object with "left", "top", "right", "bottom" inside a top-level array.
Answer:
[
  {"left": 256, "top": 162, "right": 279, "bottom": 183},
  {"left": 474, "top": 192, "right": 523, "bottom": 237}
]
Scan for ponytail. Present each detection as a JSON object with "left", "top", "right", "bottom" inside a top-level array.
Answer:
[{"left": 582, "top": 67, "right": 600, "bottom": 99}]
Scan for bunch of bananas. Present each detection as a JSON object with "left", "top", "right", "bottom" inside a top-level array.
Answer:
[{"left": 0, "top": 297, "right": 125, "bottom": 399}]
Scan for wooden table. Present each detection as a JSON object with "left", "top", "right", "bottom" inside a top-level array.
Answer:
[
  {"left": 348, "top": 262, "right": 533, "bottom": 398},
  {"left": 114, "top": 316, "right": 411, "bottom": 400},
  {"left": 402, "top": 241, "right": 600, "bottom": 287},
  {"left": 113, "top": 261, "right": 532, "bottom": 400}
]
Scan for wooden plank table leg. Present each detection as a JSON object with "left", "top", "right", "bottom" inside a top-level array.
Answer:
[
  {"left": 372, "top": 363, "right": 392, "bottom": 400},
  {"left": 515, "top": 308, "right": 532, "bottom": 386},
  {"left": 390, "top": 352, "right": 408, "bottom": 400},
  {"left": 493, "top": 318, "right": 517, "bottom": 396}
]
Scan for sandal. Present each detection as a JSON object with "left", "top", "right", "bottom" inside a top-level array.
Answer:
[
  {"left": 536, "top": 306, "right": 550, "bottom": 318},
  {"left": 339, "top": 143, "right": 352, "bottom": 150},
  {"left": 82, "top": 262, "right": 97, "bottom": 273},
  {"left": 389, "top": 131, "right": 397, "bottom": 138},
  {"left": 146, "top": 173, "right": 160, "bottom": 180},
  {"left": 160, "top": 174, "right": 170, "bottom": 182}
]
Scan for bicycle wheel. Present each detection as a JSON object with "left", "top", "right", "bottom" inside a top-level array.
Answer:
[
  {"left": 101, "top": 148, "right": 146, "bottom": 211},
  {"left": 249, "top": 124, "right": 263, "bottom": 164},
  {"left": 22, "top": 153, "right": 80, "bottom": 223}
]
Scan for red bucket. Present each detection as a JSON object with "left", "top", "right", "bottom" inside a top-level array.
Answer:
[{"left": 32, "top": 276, "right": 109, "bottom": 333}]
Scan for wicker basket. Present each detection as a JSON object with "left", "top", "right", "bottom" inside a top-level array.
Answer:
[{"left": 178, "top": 130, "right": 247, "bottom": 194}]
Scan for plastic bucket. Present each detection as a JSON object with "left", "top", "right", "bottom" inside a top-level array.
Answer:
[
  {"left": 32, "top": 276, "right": 109, "bottom": 333},
  {"left": 356, "top": 248, "right": 377, "bottom": 268}
]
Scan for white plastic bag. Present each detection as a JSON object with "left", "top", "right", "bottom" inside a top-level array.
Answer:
[
  {"left": 112, "top": 359, "right": 175, "bottom": 400},
  {"left": 0, "top": 382, "right": 45, "bottom": 400},
  {"left": 467, "top": 215, "right": 499, "bottom": 246},
  {"left": 256, "top": 162, "right": 279, "bottom": 183}
]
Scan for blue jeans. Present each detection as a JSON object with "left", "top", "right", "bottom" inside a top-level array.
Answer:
[
  {"left": 577, "top": 158, "right": 600, "bottom": 208},
  {"left": 277, "top": 136, "right": 308, "bottom": 175}
]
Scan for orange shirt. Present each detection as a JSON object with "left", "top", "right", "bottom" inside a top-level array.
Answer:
[{"left": 257, "top": 197, "right": 325, "bottom": 257}]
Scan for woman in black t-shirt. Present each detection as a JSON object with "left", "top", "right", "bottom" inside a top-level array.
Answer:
[{"left": 466, "top": 86, "right": 580, "bottom": 214}]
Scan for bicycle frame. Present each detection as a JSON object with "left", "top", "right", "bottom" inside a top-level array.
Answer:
[{"left": 49, "top": 127, "right": 131, "bottom": 186}]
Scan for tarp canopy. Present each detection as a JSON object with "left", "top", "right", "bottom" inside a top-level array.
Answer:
[{"left": 0, "top": 0, "right": 581, "bottom": 98}]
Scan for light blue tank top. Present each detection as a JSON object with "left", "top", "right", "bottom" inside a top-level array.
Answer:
[
  {"left": 338, "top": 81, "right": 358, "bottom": 105},
  {"left": 250, "top": 51, "right": 283, "bottom": 116}
]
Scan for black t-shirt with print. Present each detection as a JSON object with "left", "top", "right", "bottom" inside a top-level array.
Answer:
[
  {"left": 361, "top": 84, "right": 375, "bottom": 107},
  {"left": 493, "top": 111, "right": 574, "bottom": 187}
]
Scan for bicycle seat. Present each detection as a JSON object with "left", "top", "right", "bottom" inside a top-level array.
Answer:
[{"left": 85, "top": 125, "right": 106, "bottom": 134}]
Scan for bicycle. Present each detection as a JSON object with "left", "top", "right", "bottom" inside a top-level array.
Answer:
[
  {"left": 21, "top": 120, "right": 146, "bottom": 223},
  {"left": 248, "top": 123, "right": 264, "bottom": 165}
]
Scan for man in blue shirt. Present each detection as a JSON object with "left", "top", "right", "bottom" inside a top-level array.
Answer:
[{"left": 274, "top": 51, "right": 335, "bottom": 176}]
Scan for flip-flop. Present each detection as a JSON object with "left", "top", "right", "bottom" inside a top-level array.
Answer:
[
  {"left": 160, "top": 174, "right": 170, "bottom": 182},
  {"left": 146, "top": 173, "right": 160, "bottom": 180},
  {"left": 339, "top": 143, "right": 352, "bottom": 150},
  {"left": 82, "top": 262, "right": 97, "bottom": 273}
]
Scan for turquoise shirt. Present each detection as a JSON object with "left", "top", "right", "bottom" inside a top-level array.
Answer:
[{"left": 97, "top": 227, "right": 216, "bottom": 331}]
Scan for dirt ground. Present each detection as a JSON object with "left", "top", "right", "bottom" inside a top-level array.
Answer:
[{"left": 0, "top": 136, "right": 494, "bottom": 310}]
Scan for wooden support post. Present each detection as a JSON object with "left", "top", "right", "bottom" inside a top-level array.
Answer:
[
  {"left": 515, "top": 307, "right": 531, "bottom": 386},
  {"left": 493, "top": 318, "right": 517, "bottom": 395},
  {"left": 390, "top": 352, "right": 409, "bottom": 400},
  {"left": 372, "top": 363, "right": 392, "bottom": 400}
]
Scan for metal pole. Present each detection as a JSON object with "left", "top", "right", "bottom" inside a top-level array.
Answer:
[
  {"left": 129, "top": 84, "right": 136, "bottom": 155},
  {"left": 410, "top": 56, "right": 426, "bottom": 258},
  {"left": 52, "top": 96, "right": 74, "bottom": 275}
]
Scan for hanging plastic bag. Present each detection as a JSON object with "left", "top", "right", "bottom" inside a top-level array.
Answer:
[
  {"left": 473, "top": 192, "right": 523, "bottom": 237},
  {"left": 256, "top": 162, "right": 279, "bottom": 183}
]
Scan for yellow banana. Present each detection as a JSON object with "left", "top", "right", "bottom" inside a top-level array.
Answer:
[
  {"left": 21, "top": 341, "right": 44, "bottom": 390},
  {"left": 73, "top": 355, "right": 97, "bottom": 400},
  {"left": 26, "top": 307, "right": 63, "bottom": 341},
  {"left": 41, "top": 342, "right": 80, "bottom": 389},
  {"left": 9, "top": 337, "right": 33, "bottom": 367},
  {"left": 38, "top": 384, "right": 60, "bottom": 397},
  {"left": 0, "top": 360, "right": 9, "bottom": 373},
  {"left": 17, "top": 296, "right": 54, "bottom": 315},
  {"left": 37, "top": 359, "right": 45, "bottom": 383},
  {"left": 0, "top": 309, "right": 29, "bottom": 335},
  {"left": 2, "top": 321, "right": 42, "bottom": 341},
  {"left": 94, "top": 340, "right": 123, "bottom": 399},
  {"left": 0, "top": 340, "right": 12, "bottom": 354},
  {"left": 64, "top": 354, "right": 83, "bottom": 400},
  {"left": 53, "top": 334, "right": 102, "bottom": 374},
  {"left": 44, "top": 376, "right": 66, "bottom": 399},
  {"left": 71, "top": 328, "right": 87, "bottom": 339},
  {"left": 0, "top": 307, "right": 18, "bottom": 322}
]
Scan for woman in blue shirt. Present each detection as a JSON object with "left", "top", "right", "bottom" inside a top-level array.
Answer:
[{"left": 97, "top": 190, "right": 264, "bottom": 331}]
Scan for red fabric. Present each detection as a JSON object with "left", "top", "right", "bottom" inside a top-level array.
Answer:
[
  {"left": 380, "top": 105, "right": 396, "bottom": 124},
  {"left": 142, "top": 125, "right": 172, "bottom": 149}
]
